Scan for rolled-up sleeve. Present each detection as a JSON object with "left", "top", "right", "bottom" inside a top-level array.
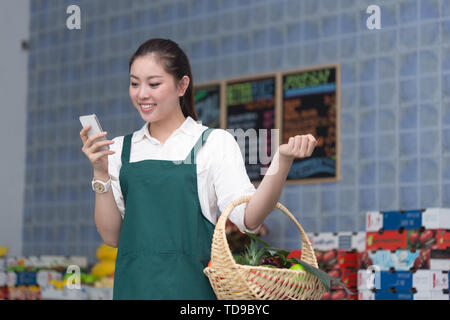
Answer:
[
  {"left": 108, "top": 136, "right": 125, "bottom": 219},
  {"left": 210, "top": 130, "right": 261, "bottom": 234}
]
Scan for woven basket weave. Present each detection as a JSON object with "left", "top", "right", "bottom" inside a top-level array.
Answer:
[{"left": 203, "top": 195, "right": 326, "bottom": 300}]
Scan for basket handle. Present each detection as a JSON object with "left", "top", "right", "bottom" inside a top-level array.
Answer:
[{"left": 215, "top": 194, "right": 318, "bottom": 268}]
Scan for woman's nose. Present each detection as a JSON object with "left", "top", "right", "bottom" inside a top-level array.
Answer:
[{"left": 138, "top": 86, "right": 151, "bottom": 100}]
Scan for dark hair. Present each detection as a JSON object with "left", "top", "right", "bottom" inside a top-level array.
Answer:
[{"left": 129, "top": 38, "right": 197, "bottom": 121}]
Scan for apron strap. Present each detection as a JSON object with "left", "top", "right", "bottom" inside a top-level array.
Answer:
[
  {"left": 121, "top": 134, "right": 133, "bottom": 164},
  {"left": 184, "top": 128, "right": 214, "bottom": 164}
]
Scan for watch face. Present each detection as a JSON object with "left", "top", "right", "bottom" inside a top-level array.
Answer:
[{"left": 94, "top": 182, "right": 105, "bottom": 193}]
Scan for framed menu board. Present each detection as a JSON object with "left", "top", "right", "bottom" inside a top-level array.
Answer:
[
  {"left": 281, "top": 64, "right": 340, "bottom": 183},
  {"left": 193, "top": 82, "right": 221, "bottom": 128},
  {"left": 225, "top": 75, "right": 277, "bottom": 182}
]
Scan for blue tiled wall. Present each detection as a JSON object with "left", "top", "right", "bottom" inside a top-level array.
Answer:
[{"left": 24, "top": 0, "right": 450, "bottom": 261}]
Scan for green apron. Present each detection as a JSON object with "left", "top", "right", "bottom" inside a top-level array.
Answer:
[{"left": 113, "top": 127, "right": 217, "bottom": 300}]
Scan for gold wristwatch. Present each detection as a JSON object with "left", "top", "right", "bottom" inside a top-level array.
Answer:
[{"left": 91, "top": 176, "right": 111, "bottom": 194}]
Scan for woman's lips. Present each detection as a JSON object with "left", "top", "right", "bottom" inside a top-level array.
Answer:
[{"left": 140, "top": 103, "right": 156, "bottom": 113}]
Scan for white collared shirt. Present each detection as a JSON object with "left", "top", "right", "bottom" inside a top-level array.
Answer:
[{"left": 108, "top": 116, "right": 260, "bottom": 233}]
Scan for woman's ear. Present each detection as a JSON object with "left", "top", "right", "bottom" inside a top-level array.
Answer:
[{"left": 178, "top": 75, "right": 190, "bottom": 97}]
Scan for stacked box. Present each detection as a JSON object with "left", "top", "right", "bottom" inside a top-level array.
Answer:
[
  {"left": 359, "top": 208, "right": 450, "bottom": 300},
  {"left": 308, "top": 232, "right": 364, "bottom": 300}
]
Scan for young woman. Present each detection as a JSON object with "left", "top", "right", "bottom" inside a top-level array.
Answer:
[{"left": 80, "top": 38, "right": 317, "bottom": 300}]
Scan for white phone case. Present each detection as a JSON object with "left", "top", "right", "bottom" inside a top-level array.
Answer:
[{"left": 79, "top": 114, "right": 109, "bottom": 151}]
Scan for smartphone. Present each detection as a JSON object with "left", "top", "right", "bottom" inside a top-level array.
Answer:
[{"left": 79, "top": 114, "right": 109, "bottom": 151}]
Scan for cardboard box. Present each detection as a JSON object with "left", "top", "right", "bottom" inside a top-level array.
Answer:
[
  {"left": 366, "top": 229, "right": 447, "bottom": 251},
  {"left": 310, "top": 233, "right": 338, "bottom": 251},
  {"left": 358, "top": 290, "right": 375, "bottom": 300},
  {"left": 315, "top": 249, "right": 358, "bottom": 270},
  {"left": 366, "top": 230, "right": 410, "bottom": 251},
  {"left": 430, "top": 249, "right": 450, "bottom": 270},
  {"left": 366, "top": 208, "right": 450, "bottom": 231},
  {"left": 413, "top": 290, "right": 449, "bottom": 300},
  {"left": 367, "top": 249, "right": 421, "bottom": 271},
  {"left": 422, "top": 208, "right": 450, "bottom": 229},
  {"left": 436, "top": 230, "right": 450, "bottom": 249},
  {"left": 366, "top": 211, "right": 383, "bottom": 232},
  {"left": 383, "top": 210, "right": 423, "bottom": 230},
  {"left": 328, "top": 268, "right": 357, "bottom": 289},
  {"left": 412, "top": 270, "right": 449, "bottom": 291},
  {"left": 321, "top": 287, "right": 357, "bottom": 300},
  {"left": 358, "top": 269, "right": 449, "bottom": 291},
  {"left": 358, "top": 288, "right": 450, "bottom": 300},
  {"left": 337, "top": 232, "right": 366, "bottom": 252},
  {"left": 357, "top": 269, "right": 412, "bottom": 291}
]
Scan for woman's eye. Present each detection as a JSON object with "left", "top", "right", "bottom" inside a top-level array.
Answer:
[
  {"left": 130, "top": 82, "right": 138, "bottom": 87},
  {"left": 149, "top": 83, "right": 160, "bottom": 87}
]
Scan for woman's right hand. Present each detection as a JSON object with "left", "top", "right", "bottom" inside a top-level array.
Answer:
[{"left": 80, "top": 125, "right": 115, "bottom": 175}]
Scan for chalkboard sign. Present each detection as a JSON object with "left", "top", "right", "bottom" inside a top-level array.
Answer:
[
  {"left": 194, "top": 83, "right": 221, "bottom": 128},
  {"left": 281, "top": 64, "right": 340, "bottom": 183},
  {"left": 225, "top": 76, "right": 276, "bottom": 182}
]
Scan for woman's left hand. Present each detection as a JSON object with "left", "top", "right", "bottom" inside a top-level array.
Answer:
[{"left": 278, "top": 134, "right": 318, "bottom": 160}]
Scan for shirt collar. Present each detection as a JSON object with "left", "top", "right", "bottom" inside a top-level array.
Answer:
[{"left": 132, "top": 116, "right": 200, "bottom": 143}]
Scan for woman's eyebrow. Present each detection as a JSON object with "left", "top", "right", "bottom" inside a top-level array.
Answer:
[{"left": 130, "top": 74, "right": 163, "bottom": 79}]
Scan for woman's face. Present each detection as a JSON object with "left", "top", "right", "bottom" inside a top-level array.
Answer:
[{"left": 129, "top": 54, "right": 188, "bottom": 124}]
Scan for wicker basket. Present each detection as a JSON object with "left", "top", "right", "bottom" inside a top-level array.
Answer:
[{"left": 203, "top": 195, "right": 326, "bottom": 300}]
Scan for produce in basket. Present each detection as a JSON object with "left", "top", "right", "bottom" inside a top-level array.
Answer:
[
  {"left": 235, "top": 233, "right": 355, "bottom": 295},
  {"left": 204, "top": 195, "right": 337, "bottom": 300}
]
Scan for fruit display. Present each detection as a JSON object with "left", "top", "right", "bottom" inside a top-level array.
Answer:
[{"left": 0, "top": 243, "right": 115, "bottom": 300}]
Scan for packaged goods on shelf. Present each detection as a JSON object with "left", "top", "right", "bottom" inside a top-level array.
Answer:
[
  {"left": 6, "top": 255, "right": 88, "bottom": 272},
  {"left": 366, "top": 208, "right": 450, "bottom": 232},
  {"left": 86, "top": 287, "right": 113, "bottom": 300},
  {"left": 0, "top": 258, "right": 5, "bottom": 272},
  {"left": 40, "top": 284, "right": 88, "bottom": 300},
  {"left": 0, "top": 286, "right": 7, "bottom": 300},
  {"left": 36, "top": 270, "right": 63, "bottom": 287},
  {"left": 7, "top": 286, "right": 41, "bottom": 300}
]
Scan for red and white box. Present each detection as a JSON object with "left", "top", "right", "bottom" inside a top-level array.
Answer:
[
  {"left": 366, "top": 211, "right": 384, "bottom": 232},
  {"left": 366, "top": 229, "right": 450, "bottom": 251},
  {"left": 315, "top": 249, "right": 358, "bottom": 270}
]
